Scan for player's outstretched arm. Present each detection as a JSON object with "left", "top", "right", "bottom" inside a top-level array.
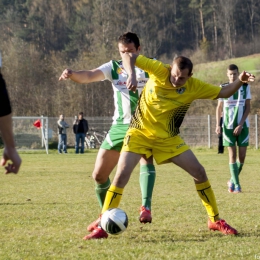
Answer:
[
  {"left": 0, "top": 114, "right": 22, "bottom": 174},
  {"left": 122, "top": 53, "right": 139, "bottom": 92},
  {"left": 217, "top": 71, "right": 255, "bottom": 98},
  {"left": 59, "top": 68, "right": 105, "bottom": 84}
]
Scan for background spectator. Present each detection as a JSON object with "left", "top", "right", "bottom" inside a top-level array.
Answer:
[
  {"left": 57, "top": 114, "right": 69, "bottom": 154},
  {"left": 73, "top": 112, "right": 88, "bottom": 154},
  {"left": 217, "top": 112, "right": 224, "bottom": 154}
]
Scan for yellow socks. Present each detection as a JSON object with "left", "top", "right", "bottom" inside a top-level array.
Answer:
[
  {"left": 196, "top": 180, "right": 220, "bottom": 222},
  {"left": 101, "top": 185, "right": 124, "bottom": 214},
  {"left": 102, "top": 181, "right": 220, "bottom": 223}
]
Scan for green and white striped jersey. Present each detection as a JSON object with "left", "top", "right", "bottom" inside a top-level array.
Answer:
[
  {"left": 219, "top": 83, "right": 251, "bottom": 129},
  {"left": 98, "top": 60, "right": 149, "bottom": 125}
]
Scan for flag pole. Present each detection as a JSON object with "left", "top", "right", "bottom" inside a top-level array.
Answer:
[{"left": 33, "top": 119, "right": 48, "bottom": 154}]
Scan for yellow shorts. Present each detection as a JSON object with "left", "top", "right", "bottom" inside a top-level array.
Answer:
[{"left": 122, "top": 128, "right": 190, "bottom": 165}]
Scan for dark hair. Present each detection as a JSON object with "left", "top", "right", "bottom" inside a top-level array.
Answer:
[
  {"left": 78, "top": 112, "right": 83, "bottom": 116},
  {"left": 172, "top": 56, "right": 193, "bottom": 76},
  {"left": 118, "top": 32, "right": 140, "bottom": 50},
  {"left": 228, "top": 64, "right": 239, "bottom": 71}
]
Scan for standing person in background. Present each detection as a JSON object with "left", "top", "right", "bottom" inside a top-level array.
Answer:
[
  {"left": 216, "top": 64, "right": 251, "bottom": 193},
  {"left": 57, "top": 114, "right": 69, "bottom": 154},
  {"left": 217, "top": 112, "right": 224, "bottom": 154},
  {"left": 59, "top": 32, "right": 156, "bottom": 240},
  {"left": 0, "top": 72, "right": 21, "bottom": 174},
  {"left": 73, "top": 112, "right": 89, "bottom": 154}
]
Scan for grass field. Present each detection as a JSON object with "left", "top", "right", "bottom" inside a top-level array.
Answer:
[{"left": 1, "top": 148, "right": 260, "bottom": 260}]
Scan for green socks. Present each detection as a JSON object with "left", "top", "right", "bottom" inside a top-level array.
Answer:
[
  {"left": 229, "top": 162, "right": 244, "bottom": 188},
  {"left": 95, "top": 178, "right": 111, "bottom": 208},
  {"left": 139, "top": 164, "right": 156, "bottom": 210},
  {"left": 229, "top": 163, "right": 239, "bottom": 187},
  {"left": 95, "top": 164, "right": 156, "bottom": 211}
]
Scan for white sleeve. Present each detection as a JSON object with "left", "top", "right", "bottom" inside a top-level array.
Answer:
[
  {"left": 57, "top": 120, "right": 62, "bottom": 127},
  {"left": 246, "top": 84, "right": 251, "bottom": 100},
  {"left": 97, "top": 61, "right": 113, "bottom": 82},
  {"left": 218, "top": 85, "right": 223, "bottom": 101}
]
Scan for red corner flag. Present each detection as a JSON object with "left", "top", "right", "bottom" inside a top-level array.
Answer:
[{"left": 33, "top": 119, "right": 42, "bottom": 129}]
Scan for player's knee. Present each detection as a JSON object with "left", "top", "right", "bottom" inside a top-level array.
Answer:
[
  {"left": 92, "top": 170, "right": 104, "bottom": 183},
  {"left": 195, "top": 165, "right": 207, "bottom": 182}
]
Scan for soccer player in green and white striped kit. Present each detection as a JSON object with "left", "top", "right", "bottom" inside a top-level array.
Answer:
[
  {"left": 59, "top": 32, "right": 156, "bottom": 239},
  {"left": 216, "top": 64, "right": 251, "bottom": 193}
]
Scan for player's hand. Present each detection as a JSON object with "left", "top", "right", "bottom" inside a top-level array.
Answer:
[
  {"left": 239, "top": 71, "right": 255, "bottom": 83},
  {"left": 59, "top": 69, "right": 73, "bottom": 81},
  {"left": 215, "top": 126, "right": 221, "bottom": 135},
  {"left": 126, "top": 74, "right": 138, "bottom": 92},
  {"left": 233, "top": 125, "right": 242, "bottom": 136},
  {"left": 1, "top": 147, "right": 22, "bottom": 174}
]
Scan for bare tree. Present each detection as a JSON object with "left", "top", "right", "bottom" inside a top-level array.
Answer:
[
  {"left": 246, "top": 0, "right": 259, "bottom": 53},
  {"left": 216, "top": 0, "right": 238, "bottom": 58}
]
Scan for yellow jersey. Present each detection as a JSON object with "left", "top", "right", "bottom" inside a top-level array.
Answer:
[{"left": 129, "top": 55, "right": 221, "bottom": 138}]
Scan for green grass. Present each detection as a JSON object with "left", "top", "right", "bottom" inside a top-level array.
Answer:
[
  {"left": 193, "top": 53, "right": 260, "bottom": 85},
  {"left": 1, "top": 148, "right": 260, "bottom": 259}
]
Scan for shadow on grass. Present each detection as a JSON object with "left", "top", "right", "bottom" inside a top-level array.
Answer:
[{"left": 122, "top": 227, "right": 260, "bottom": 243}]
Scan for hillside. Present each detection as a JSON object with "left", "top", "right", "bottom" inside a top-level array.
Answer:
[
  {"left": 187, "top": 54, "right": 260, "bottom": 116},
  {"left": 193, "top": 53, "right": 260, "bottom": 85}
]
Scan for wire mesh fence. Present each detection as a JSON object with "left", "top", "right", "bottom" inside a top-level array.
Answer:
[
  {"left": 10, "top": 115, "right": 260, "bottom": 151},
  {"left": 181, "top": 114, "right": 259, "bottom": 149}
]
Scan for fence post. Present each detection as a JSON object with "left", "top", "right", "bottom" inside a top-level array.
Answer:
[
  {"left": 208, "top": 115, "right": 211, "bottom": 148},
  {"left": 46, "top": 117, "right": 49, "bottom": 154},
  {"left": 41, "top": 115, "right": 44, "bottom": 147},
  {"left": 256, "top": 114, "right": 258, "bottom": 150}
]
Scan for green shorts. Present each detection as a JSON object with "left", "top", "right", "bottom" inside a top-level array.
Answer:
[
  {"left": 223, "top": 127, "right": 249, "bottom": 147},
  {"left": 100, "top": 124, "right": 129, "bottom": 152}
]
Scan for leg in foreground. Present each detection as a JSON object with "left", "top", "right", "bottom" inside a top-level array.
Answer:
[
  {"left": 84, "top": 151, "right": 141, "bottom": 240},
  {"left": 171, "top": 150, "right": 238, "bottom": 235},
  {"left": 139, "top": 156, "right": 155, "bottom": 223},
  {"left": 86, "top": 149, "right": 119, "bottom": 232}
]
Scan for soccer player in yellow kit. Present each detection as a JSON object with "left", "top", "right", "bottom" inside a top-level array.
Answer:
[{"left": 86, "top": 54, "right": 255, "bottom": 239}]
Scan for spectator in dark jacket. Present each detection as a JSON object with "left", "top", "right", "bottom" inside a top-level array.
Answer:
[
  {"left": 217, "top": 113, "right": 224, "bottom": 154},
  {"left": 73, "top": 112, "right": 89, "bottom": 154}
]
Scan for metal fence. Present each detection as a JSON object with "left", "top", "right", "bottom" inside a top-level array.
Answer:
[
  {"left": 180, "top": 114, "right": 259, "bottom": 149},
  {"left": 11, "top": 115, "right": 260, "bottom": 150}
]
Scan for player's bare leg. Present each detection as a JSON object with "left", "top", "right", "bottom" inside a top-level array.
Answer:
[
  {"left": 84, "top": 152, "right": 141, "bottom": 240},
  {"left": 87, "top": 149, "right": 120, "bottom": 232},
  {"left": 238, "top": 146, "right": 247, "bottom": 164},
  {"left": 170, "top": 150, "right": 238, "bottom": 235},
  {"left": 92, "top": 148, "right": 120, "bottom": 184},
  {"left": 170, "top": 150, "right": 208, "bottom": 184}
]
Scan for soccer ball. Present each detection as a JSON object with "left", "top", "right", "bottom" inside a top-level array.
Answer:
[{"left": 100, "top": 208, "right": 128, "bottom": 235}]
